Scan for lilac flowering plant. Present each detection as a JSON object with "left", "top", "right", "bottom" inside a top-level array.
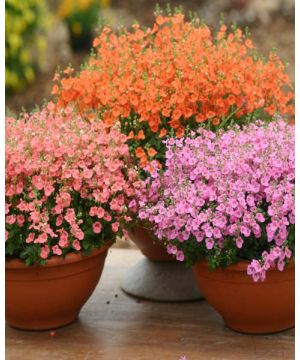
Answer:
[{"left": 134, "top": 120, "right": 295, "bottom": 281}]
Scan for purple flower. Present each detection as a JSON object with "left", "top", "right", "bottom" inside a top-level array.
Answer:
[
  {"left": 236, "top": 236, "right": 244, "bottom": 249},
  {"left": 205, "top": 238, "right": 214, "bottom": 250},
  {"left": 137, "top": 121, "right": 294, "bottom": 282}
]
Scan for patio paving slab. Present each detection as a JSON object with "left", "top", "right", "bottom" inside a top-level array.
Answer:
[{"left": 6, "top": 248, "right": 295, "bottom": 360}]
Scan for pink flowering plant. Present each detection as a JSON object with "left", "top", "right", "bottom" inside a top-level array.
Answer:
[
  {"left": 135, "top": 120, "right": 295, "bottom": 281},
  {"left": 5, "top": 105, "right": 140, "bottom": 265}
]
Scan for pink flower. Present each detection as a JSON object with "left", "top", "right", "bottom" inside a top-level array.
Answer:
[
  {"left": 35, "top": 233, "right": 48, "bottom": 244},
  {"left": 205, "top": 238, "right": 214, "bottom": 250},
  {"left": 104, "top": 213, "right": 112, "bottom": 222},
  {"left": 5, "top": 107, "right": 141, "bottom": 265},
  {"left": 56, "top": 214, "right": 63, "bottom": 226},
  {"left": 97, "top": 207, "right": 105, "bottom": 219},
  {"left": 93, "top": 222, "right": 102, "bottom": 234},
  {"left": 112, "top": 222, "right": 119, "bottom": 233},
  {"left": 75, "top": 229, "right": 84, "bottom": 240},
  {"left": 17, "top": 215, "right": 25, "bottom": 227},
  {"left": 5, "top": 203, "right": 10, "bottom": 215},
  {"left": 52, "top": 245, "right": 62, "bottom": 256},
  {"left": 176, "top": 251, "right": 184, "bottom": 261},
  {"left": 285, "top": 247, "right": 292, "bottom": 258},
  {"left": 30, "top": 211, "right": 41, "bottom": 223},
  {"left": 25, "top": 233, "right": 35, "bottom": 243},
  {"left": 277, "top": 259, "right": 285, "bottom": 271},
  {"left": 44, "top": 184, "right": 55, "bottom": 196},
  {"left": 72, "top": 240, "right": 81, "bottom": 251},
  {"left": 32, "top": 175, "right": 44, "bottom": 190},
  {"left": 236, "top": 236, "right": 243, "bottom": 249},
  {"left": 40, "top": 245, "right": 50, "bottom": 259},
  {"left": 167, "top": 244, "right": 177, "bottom": 255},
  {"left": 137, "top": 121, "right": 294, "bottom": 282},
  {"left": 6, "top": 215, "right": 16, "bottom": 225},
  {"left": 89, "top": 207, "right": 98, "bottom": 216},
  {"left": 256, "top": 213, "right": 265, "bottom": 223},
  {"left": 59, "top": 238, "right": 69, "bottom": 248}
]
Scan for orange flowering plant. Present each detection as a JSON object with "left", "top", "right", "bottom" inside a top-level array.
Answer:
[{"left": 53, "top": 10, "right": 294, "bottom": 170}]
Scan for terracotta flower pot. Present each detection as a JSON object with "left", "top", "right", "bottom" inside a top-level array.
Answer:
[
  {"left": 6, "top": 244, "right": 111, "bottom": 330},
  {"left": 127, "top": 224, "right": 174, "bottom": 261},
  {"left": 193, "top": 260, "right": 294, "bottom": 334}
]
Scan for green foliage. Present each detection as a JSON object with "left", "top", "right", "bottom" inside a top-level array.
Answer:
[{"left": 5, "top": 0, "right": 49, "bottom": 92}]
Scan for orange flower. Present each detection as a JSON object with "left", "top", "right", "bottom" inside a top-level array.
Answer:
[
  {"left": 212, "top": 118, "right": 220, "bottom": 126},
  {"left": 87, "top": 113, "right": 95, "bottom": 121},
  {"left": 147, "top": 148, "right": 157, "bottom": 157},
  {"left": 51, "top": 84, "right": 59, "bottom": 95},
  {"left": 53, "top": 12, "right": 294, "bottom": 168},
  {"left": 176, "top": 128, "right": 185, "bottom": 138},
  {"left": 128, "top": 131, "right": 134, "bottom": 139},
  {"left": 245, "top": 39, "right": 254, "bottom": 49},
  {"left": 139, "top": 155, "right": 148, "bottom": 168},
  {"left": 207, "top": 111, "right": 216, "bottom": 118},
  {"left": 159, "top": 128, "right": 167, "bottom": 138},
  {"left": 135, "top": 147, "right": 145, "bottom": 159},
  {"left": 137, "top": 130, "right": 145, "bottom": 140}
]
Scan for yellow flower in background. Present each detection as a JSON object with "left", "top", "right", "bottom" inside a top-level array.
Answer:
[
  {"left": 79, "top": 0, "right": 92, "bottom": 11},
  {"left": 99, "top": 0, "right": 111, "bottom": 8},
  {"left": 58, "top": 0, "right": 111, "bottom": 18},
  {"left": 57, "top": 0, "right": 111, "bottom": 49},
  {"left": 19, "top": 50, "right": 31, "bottom": 65},
  {"left": 5, "top": 0, "right": 49, "bottom": 92},
  {"left": 24, "top": 66, "right": 35, "bottom": 82},
  {"left": 72, "top": 22, "right": 82, "bottom": 36}
]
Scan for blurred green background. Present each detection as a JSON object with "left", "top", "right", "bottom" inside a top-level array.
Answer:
[{"left": 5, "top": 0, "right": 294, "bottom": 116}]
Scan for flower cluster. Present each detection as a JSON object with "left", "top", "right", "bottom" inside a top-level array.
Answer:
[
  {"left": 5, "top": 105, "right": 140, "bottom": 265},
  {"left": 53, "top": 12, "right": 294, "bottom": 167},
  {"left": 134, "top": 120, "right": 294, "bottom": 281},
  {"left": 6, "top": 0, "right": 49, "bottom": 92}
]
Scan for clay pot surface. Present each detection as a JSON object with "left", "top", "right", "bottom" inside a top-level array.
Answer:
[
  {"left": 193, "top": 260, "right": 294, "bottom": 334},
  {"left": 6, "top": 243, "right": 111, "bottom": 330},
  {"left": 127, "top": 224, "right": 174, "bottom": 262}
]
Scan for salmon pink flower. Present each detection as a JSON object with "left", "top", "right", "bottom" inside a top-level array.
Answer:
[
  {"left": 16, "top": 215, "right": 25, "bottom": 227},
  {"left": 6, "top": 107, "right": 140, "bottom": 265},
  {"left": 26, "top": 233, "right": 35, "bottom": 244},
  {"left": 40, "top": 245, "right": 50, "bottom": 259},
  {"left": 52, "top": 245, "right": 62, "bottom": 256},
  {"left": 6, "top": 215, "right": 16, "bottom": 225},
  {"left": 72, "top": 240, "right": 81, "bottom": 251},
  {"left": 111, "top": 222, "right": 119, "bottom": 233},
  {"left": 93, "top": 222, "right": 102, "bottom": 234}
]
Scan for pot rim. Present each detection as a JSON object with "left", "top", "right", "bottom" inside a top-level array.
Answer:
[
  {"left": 194, "top": 258, "right": 295, "bottom": 272},
  {"left": 5, "top": 241, "right": 113, "bottom": 270}
]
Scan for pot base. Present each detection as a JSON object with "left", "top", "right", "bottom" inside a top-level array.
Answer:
[
  {"left": 225, "top": 320, "right": 294, "bottom": 335},
  {"left": 7, "top": 314, "right": 78, "bottom": 332},
  {"left": 121, "top": 257, "right": 203, "bottom": 302}
]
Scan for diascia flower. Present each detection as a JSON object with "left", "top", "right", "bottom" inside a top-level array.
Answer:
[
  {"left": 135, "top": 120, "right": 295, "bottom": 281},
  {"left": 5, "top": 105, "right": 141, "bottom": 265},
  {"left": 53, "top": 12, "right": 294, "bottom": 168}
]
